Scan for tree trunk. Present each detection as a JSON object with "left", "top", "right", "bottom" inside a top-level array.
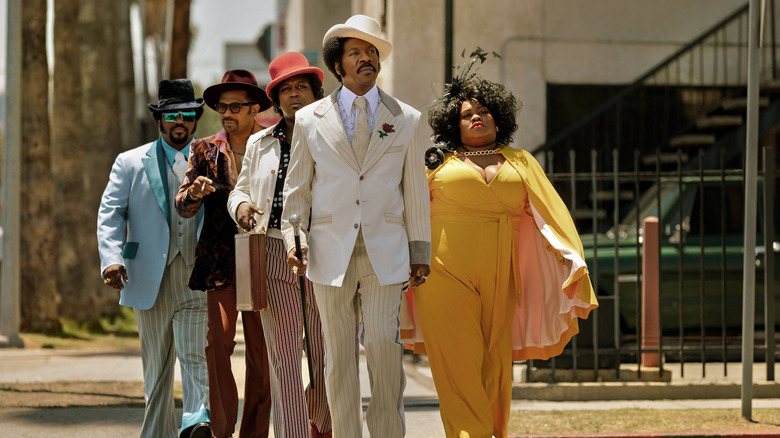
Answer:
[
  {"left": 143, "top": 0, "right": 168, "bottom": 85},
  {"left": 52, "top": 0, "right": 90, "bottom": 323},
  {"left": 21, "top": 0, "right": 61, "bottom": 333},
  {"left": 116, "top": 0, "right": 139, "bottom": 150},
  {"left": 169, "top": 0, "right": 191, "bottom": 79},
  {"left": 80, "top": 0, "right": 124, "bottom": 318}
]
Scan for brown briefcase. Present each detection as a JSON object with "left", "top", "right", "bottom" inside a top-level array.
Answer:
[{"left": 234, "top": 232, "right": 268, "bottom": 311}]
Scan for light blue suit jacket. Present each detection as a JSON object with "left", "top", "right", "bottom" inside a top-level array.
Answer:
[{"left": 97, "top": 139, "right": 203, "bottom": 310}]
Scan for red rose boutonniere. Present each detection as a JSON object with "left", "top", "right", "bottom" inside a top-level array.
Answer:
[{"left": 378, "top": 123, "right": 395, "bottom": 138}]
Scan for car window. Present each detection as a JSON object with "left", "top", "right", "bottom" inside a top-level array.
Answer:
[
  {"left": 688, "top": 184, "right": 745, "bottom": 236},
  {"left": 611, "top": 176, "right": 777, "bottom": 240},
  {"left": 664, "top": 183, "right": 697, "bottom": 241},
  {"left": 617, "top": 183, "right": 678, "bottom": 234}
]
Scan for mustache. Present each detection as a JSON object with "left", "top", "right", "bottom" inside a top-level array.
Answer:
[
  {"left": 358, "top": 63, "right": 376, "bottom": 73},
  {"left": 222, "top": 117, "right": 237, "bottom": 124}
]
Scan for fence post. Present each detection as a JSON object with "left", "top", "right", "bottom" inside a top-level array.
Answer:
[
  {"left": 764, "top": 145, "right": 775, "bottom": 381},
  {"left": 642, "top": 217, "right": 661, "bottom": 367}
]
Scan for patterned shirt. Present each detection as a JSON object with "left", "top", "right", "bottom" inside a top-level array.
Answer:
[
  {"left": 174, "top": 129, "right": 246, "bottom": 291},
  {"left": 269, "top": 120, "right": 291, "bottom": 230}
]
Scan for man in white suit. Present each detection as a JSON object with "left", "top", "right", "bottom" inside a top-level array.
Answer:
[
  {"left": 282, "top": 14, "right": 431, "bottom": 438},
  {"left": 97, "top": 79, "right": 211, "bottom": 438}
]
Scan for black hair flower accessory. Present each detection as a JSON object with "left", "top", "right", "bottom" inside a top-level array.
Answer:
[
  {"left": 441, "top": 47, "right": 501, "bottom": 102},
  {"left": 424, "top": 137, "right": 457, "bottom": 170},
  {"left": 425, "top": 146, "right": 446, "bottom": 170}
]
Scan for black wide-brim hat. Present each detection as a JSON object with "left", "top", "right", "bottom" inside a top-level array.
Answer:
[
  {"left": 147, "top": 78, "right": 205, "bottom": 112},
  {"left": 202, "top": 69, "right": 272, "bottom": 112}
]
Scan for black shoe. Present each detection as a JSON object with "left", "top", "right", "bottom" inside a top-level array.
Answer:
[{"left": 187, "top": 422, "right": 211, "bottom": 438}]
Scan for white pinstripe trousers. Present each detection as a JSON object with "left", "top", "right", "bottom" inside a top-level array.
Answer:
[
  {"left": 313, "top": 233, "right": 406, "bottom": 438},
  {"left": 134, "top": 254, "right": 209, "bottom": 438},
  {"left": 261, "top": 237, "right": 331, "bottom": 437}
]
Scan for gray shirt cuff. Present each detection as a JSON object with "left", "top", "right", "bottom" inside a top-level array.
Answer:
[{"left": 408, "top": 240, "right": 431, "bottom": 266}]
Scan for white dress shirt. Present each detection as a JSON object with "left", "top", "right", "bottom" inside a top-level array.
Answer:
[{"left": 338, "top": 85, "right": 381, "bottom": 143}]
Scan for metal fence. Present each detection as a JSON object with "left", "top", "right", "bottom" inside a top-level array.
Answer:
[
  {"left": 531, "top": 2, "right": 780, "bottom": 236},
  {"left": 523, "top": 145, "right": 778, "bottom": 382}
]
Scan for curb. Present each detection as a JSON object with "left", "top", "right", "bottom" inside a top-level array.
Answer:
[
  {"left": 509, "top": 432, "right": 780, "bottom": 438},
  {"left": 513, "top": 382, "right": 780, "bottom": 401}
]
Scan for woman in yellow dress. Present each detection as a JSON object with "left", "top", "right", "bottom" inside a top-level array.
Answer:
[{"left": 403, "top": 55, "right": 598, "bottom": 438}]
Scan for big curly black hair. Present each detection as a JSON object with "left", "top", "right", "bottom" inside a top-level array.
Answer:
[
  {"left": 268, "top": 73, "right": 325, "bottom": 110},
  {"left": 428, "top": 77, "right": 518, "bottom": 149},
  {"left": 424, "top": 48, "right": 520, "bottom": 169}
]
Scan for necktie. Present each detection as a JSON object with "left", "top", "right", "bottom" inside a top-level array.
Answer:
[
  {"left": 173, "top": 151, "right": 188, "bottom": 182},
  {"left": 352, "top": 96, "right": 370, "bottom": 165}
]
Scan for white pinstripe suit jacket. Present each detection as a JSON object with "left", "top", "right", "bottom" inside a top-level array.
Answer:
[{"left": 281, "top": 87, "right": 431, "bottom": 287}]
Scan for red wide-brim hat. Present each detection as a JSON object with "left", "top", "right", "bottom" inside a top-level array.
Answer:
[{"left": 265, "top": 52, "right": 324, "bottom": 101}]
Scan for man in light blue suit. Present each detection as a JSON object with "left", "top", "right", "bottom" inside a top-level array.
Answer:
[{"left": 97, "top": 79, "right": 211, "bottom": 438}]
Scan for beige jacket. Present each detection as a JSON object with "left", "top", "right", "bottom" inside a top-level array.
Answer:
[
  {"left": 281, "top": 87, "right": 431, "bottom": 287},
  {"left": 227, "top": 126, "right": 285, "bottom": 239}
]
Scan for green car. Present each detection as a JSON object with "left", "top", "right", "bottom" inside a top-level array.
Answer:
[{"left": 580, "top": 175, "right": 779, "bottom": 335}]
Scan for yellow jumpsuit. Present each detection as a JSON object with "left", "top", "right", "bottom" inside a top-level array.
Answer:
[{"left": 411, "top": 146, "right": 598, "bottom": 438}]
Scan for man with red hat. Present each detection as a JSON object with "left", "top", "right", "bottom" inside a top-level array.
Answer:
[
  {"left": 227, "top": 51, "right": 333, "bottom": 438},
  {"left": 175, "top": 70, "right": 273, "bottom": 438}
]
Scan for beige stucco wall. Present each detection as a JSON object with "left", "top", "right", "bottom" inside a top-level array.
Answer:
[
  {"left": 283, "top": 0, "right": 745, "bottom": 149},
  {"left": 284, "top": 0, "right": 351, "bottom": 92}
]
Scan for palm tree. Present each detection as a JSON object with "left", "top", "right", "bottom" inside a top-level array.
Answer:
[
  {"left": 21, "top": 0, "right": 61, "bottom": 332},
  {"left": 79, "top": 0, "right": 126, "bottom": 320}
]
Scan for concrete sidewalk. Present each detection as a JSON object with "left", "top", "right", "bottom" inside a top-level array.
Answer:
[
  {"left": 1, "top": 321, "right": 779, "bottom": 437},
  {"left": 0, "top": 348, "right": 445, "bottom": 437}
]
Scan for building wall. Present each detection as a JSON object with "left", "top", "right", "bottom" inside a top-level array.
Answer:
[
  {"left": 283, "top": 0, "right": 745, "bottom": 149},
  {"left": 285, "top": 0, "right": 352, "bottom": 92}
]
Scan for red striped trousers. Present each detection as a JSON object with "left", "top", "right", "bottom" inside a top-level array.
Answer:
[{"left": 262, "top": 236, "right": 331, "bottom": 437}]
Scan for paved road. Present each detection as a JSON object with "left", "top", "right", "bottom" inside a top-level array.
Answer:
[{"left": 2, "top": 318, "right": 779, "bottom": 437}]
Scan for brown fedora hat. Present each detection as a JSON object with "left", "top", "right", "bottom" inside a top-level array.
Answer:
[{"left": 202, "top": 69, "right": 272, "bottom": 112}]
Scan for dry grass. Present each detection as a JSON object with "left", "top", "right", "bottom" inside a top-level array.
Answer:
[
  {"left": 18, "top": 308, "right": 141, "bottom": 351},
  {"left": 0, "top": 381, "right": 182, "bottom": 408},
  {"left": 509, "top": 408, "right": 780, "bottom": 435},
  {"left": 19, "top": 332, "right": 140, "bottom": 350}
]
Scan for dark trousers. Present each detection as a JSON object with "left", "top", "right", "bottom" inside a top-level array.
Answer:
[{"left": 206, "top": 284, "right": 271, "bottom": 438}]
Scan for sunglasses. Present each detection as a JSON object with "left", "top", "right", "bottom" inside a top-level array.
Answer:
[
  {"left": 162, "top": 111, "right": 197, "bottom": 123},
  {"left": 215, "top": 102, "right": 255, "bottom": 114}
]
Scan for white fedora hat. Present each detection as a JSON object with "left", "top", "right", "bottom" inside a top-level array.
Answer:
[{"left": 322, "top": 14, "right": 392, "bottom": 62}]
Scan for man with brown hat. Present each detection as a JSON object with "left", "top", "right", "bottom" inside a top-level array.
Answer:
[
  {"left": 98, "top": 78, "right": 211, "bottom": 438},
  {"left": 175, "top": 70, "right": 273, "bottom": 438},
  {"left": 228, "top": 51, "right": 332, "bottom": 438},
  {"left": 283, "top": 15, "right": 431, "bottom": 438}
]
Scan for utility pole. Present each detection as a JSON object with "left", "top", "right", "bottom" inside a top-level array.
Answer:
[
  {"left": 444, "top": 0, "right": 453, "bottom": 83},
  {"left": 741, "top": 0, "right": 763, "bottom": 420},
  {"left": 1, "top": 0, "right": 24, "bottom": 348}
]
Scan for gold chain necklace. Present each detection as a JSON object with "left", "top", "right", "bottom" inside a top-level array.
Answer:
[{"left": 457, "top": 147, "right": 502, "bottom": 157}]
